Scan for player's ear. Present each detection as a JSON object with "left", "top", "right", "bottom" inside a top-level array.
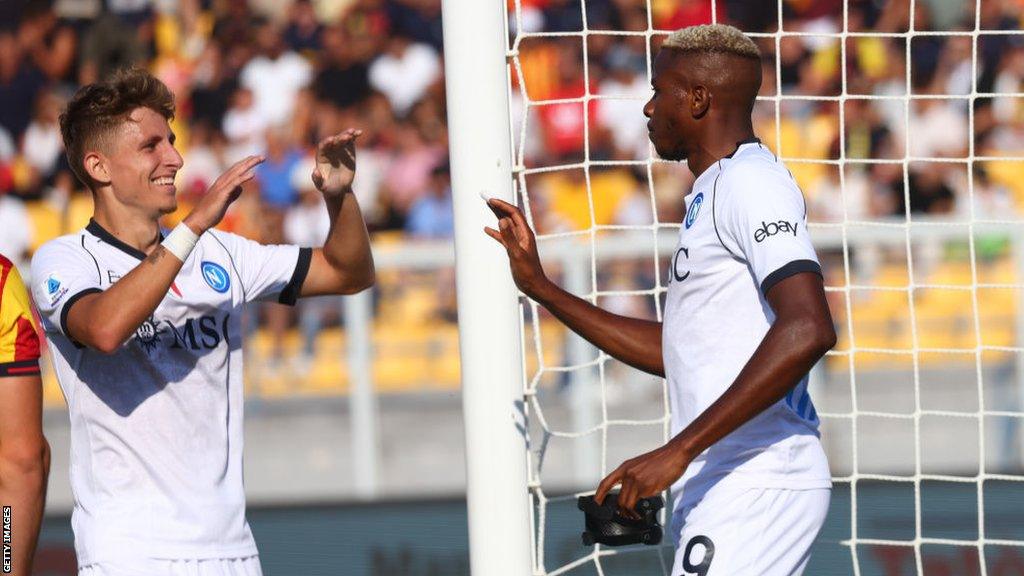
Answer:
[
  {"left": 690, "top": 84, "right": 710, "bottom": 119},
  {"left": 83, "top": 150, "right": 111, "bottom": 186}
]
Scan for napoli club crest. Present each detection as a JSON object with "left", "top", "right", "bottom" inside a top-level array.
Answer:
[
  {"left": 201, "top": 261, "right": 230, "bottom": 293},
  {"left": 685, "top": 192, "right": 704, "bottom": 229}
]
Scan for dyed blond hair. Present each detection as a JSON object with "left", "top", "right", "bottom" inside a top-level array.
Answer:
[{"left": 662, "top": 24, "right": 760, "bottom": 60}]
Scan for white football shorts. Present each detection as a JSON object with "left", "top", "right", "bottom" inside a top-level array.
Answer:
[
  {"left": 79, "top": 556, "right": 262, "bottom": 576},
  {"left": 671, "top": 486, "right": 830, "bottom": 576}
]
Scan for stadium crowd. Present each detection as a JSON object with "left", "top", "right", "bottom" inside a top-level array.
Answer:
[
  {"left": 1, "top": 0, "right": 1023, "bottom": 368},
  {"left": 508, "top": 0, "right": 1024, "bottom": 234}
]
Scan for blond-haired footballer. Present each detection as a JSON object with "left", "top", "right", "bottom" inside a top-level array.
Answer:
[{"left": 486, "top": 25, "right": 835, "bottom": 575}]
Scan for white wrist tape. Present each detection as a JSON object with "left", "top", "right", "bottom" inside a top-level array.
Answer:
[{"left": 162, "top": 223, "right": 200, "bottom": 262}]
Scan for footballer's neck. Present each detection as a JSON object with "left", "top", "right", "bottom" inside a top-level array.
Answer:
[
  {"left": 687, "top": 120, "right": 756, "bottom": 179},
  {"left": 91, "top": 197, "right": 164, "bottom": 256}
]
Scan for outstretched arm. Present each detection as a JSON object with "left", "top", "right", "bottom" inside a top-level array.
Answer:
[
  {"left": 300, "top": 129, "right": 375, "bottom": 296},
  {"left": 485, "top": 198, "right": 663, "bottom": 377},
  {"left": 595, "top": 271, "right": 836, "bottom": 515}
]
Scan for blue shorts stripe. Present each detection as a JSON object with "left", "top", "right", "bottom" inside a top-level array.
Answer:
[{"left": 796, "top": 389, "right": 811, "bottom": 419}]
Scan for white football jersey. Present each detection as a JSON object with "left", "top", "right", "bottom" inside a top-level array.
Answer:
[
  {"left": 31, "top": 220, "right": 311, "bottom": 566},
  {"left": 663, "top": 140, "right": 832, "bottom": 507}
]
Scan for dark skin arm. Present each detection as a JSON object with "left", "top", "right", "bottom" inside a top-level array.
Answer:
[
  {"left": 484, "top": 198, "right": 663, "bottom": 377},
  {"left": 594, "top": 271, "right": 836, "bottom": 516}
]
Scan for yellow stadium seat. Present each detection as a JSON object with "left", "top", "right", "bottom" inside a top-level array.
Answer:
[{"left": 24, "top": 201, "right": 62, "bottom": 252}]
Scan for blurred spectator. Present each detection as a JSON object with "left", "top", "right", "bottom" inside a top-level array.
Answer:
[
  {"left": 368, "top": 34, "right": 440, "bottom": 117},
  {"left": 541, "top": 0, "right": 584, "bottom": 32},
  {"left": 970, "top": 166, "right": 1014, "bottom": 221},
  {"left": 223, "top": 86, "right": 268, "bottom": 161},
  {"left": 22, "top": 89, "right": 64, "bottom": 184},
  {"left": 284, "top": 157, "right": 330, "bottom": 248},
  {"left": 256, "top": 125, "right": 304, "bottom": 224},
  {"left": 537, "top": 167, "right": 640, "bottom": 232},
  {"left": 842, "top": 98, "right": 897, "bottom": 160},
  {"left": 807, "top": 165, "right": 882, "bottom": 223},
  {"left": 239, "top": 18, "right": 312, "bottom": 126},
  {"left": 211, "top": 0, "right": 260, "bottom": 52},
  {"left": 18, "top": 0, "right": 77, "bottom": 85},
  {"left": 190, "top": 43, "right": 239, "bottom": 130},
  {"left": 0, "top": 31, "right": 47, "bottom": 139},
  {"left": 906, "top": 96, "right": 968, "bottom": 159},
  {"left": 536, "top": 42, "right": 601, "bottom": 161},
  {"left": 386, "top": 0, "right": 444, "bottom": 51},
  {"left": 255, "top": 124, "right": 304, "bottom": 370},
  {"left": 78, "top": 11, "right": 147, "bottom": 84},
  {"left": 0, "top": 127, "right": 15, "bottom": 162},
  {"left": 382, "top": 123, "right": 445, "bottom": 213},
  {"left": 283, "top": 0, "right": 323, "bottom": 54},
  {"left": 405, "top": 162, "right": 452, "bottom": 238},
  {"left": 991, "top": 44, "right": 1024, "bottom": 126},
  {"left": 0, "top": 189, "right": 31, "bottom": 274},
  {"left": 338, "top": 0, "right": 390, "bottom": 60},
  {"left": 347, "top": 114, "right": 393, "bottom": 230},
  {"left": 5, "top": 0, "right": 1024, "bottom": 381},
  {"left": 656, "top": 0, "right": 721, "bottom": 30},
  {"left": 314, "top": 25, "right": 372, "bottom": 110},
  {"left": 178, "top": 122, "right": 229, "bottom": 201},
  {"left": 106, "top": 0, "right": 154, "bottom": 28},
  {"left": 596, "top": 45, "right": 650, "bottom": 161},
  {"left": 284, "top": 158, "right": 332, "bottom": 368},
  {"left": 893, "top": 169, "right": 956, "bottom": 215}
]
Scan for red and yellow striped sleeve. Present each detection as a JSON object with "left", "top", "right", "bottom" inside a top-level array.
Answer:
[{"left": 0, "top": 254, "right": 41, "bottom": 377}]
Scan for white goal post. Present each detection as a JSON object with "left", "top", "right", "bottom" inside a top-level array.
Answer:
[{"left": 442, "top": 0, "right": 534, "bottom": 574}]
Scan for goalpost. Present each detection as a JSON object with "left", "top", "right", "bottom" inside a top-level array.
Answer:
[
  {"left": 442, "top": 0, "right": 533, "bottom": 575},
  {"left": 446, "top": 0, "right": 1024, "bottom": 574}
]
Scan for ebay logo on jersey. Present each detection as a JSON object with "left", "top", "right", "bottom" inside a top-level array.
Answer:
[{"left": 753, "top": 220, "right": 798, "bottom": 243}]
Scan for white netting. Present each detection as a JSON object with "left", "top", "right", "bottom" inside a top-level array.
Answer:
[{"left": 503, "top": 0, "right": 1024, "bottom": 574}]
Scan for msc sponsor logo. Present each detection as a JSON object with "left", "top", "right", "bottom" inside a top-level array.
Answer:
[
  {"left": 684, "top": 192, "right": 703, "bottom": 229},
  {"left": 670, "top": 246, "right": 690, "bottom": 283},
  {"left": 165, "top": 314, "right": 231, "bottom": 350},
  {"left": 753, "top": 220, "right": 798, "bottom": 243},
  {"left": 133, "top": 314, "right": 231, "bottom": 352},
  {"left": 201, "top": 261, "right": 230, "bottom": 293}
]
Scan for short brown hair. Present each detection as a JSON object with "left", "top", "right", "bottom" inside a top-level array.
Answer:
[{"left": 59, "top": 67, "right": 176, "bottom": 188}]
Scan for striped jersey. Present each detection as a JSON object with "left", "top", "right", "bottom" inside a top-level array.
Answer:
[
  {"left": 30, "top": 220, "right": 310, "bottom": 567},
  {"left": 0, "top": 253, "right": 41, "bottom": 378},
  {"left": 663, "top": 139, "right": 832, "bottom": 507}
]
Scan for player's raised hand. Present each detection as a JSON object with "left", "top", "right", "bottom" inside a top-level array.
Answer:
[
  {"left": 183, "top": 154, "right": 264, "bottom": 234},
  {"left": 484, "top": 198, "right": 552, "bottom": 298},
  {"left": 312, "top": 129, "right": 362, "bottom": 197},
  {"left": 595, "top": 442, "right": 693, "bottom": 519}
]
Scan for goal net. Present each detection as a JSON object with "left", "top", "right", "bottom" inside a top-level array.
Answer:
[{"left": 500, "top": 0, "right": 1024, "bottom": 574}]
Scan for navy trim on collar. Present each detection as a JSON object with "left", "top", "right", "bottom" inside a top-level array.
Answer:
[
  {"left": 86, "top": 219, "right": 163, "bottom": 261},
  {"left": 722, "top": 137, "right": 761, "bottom": 159}
]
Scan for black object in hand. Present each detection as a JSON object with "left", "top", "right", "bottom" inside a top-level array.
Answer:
[{"left": 578, "top": 492, "right": 664, "bottom": 547}]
